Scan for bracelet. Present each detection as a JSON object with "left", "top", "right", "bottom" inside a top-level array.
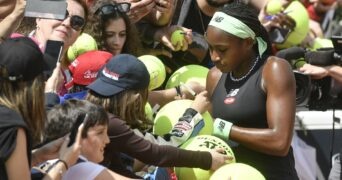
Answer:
[
  {"left": 175, "top": 85, "right": 182, "bottom": 97},
  {"left": 57, "top": 159, "right": 69, "bottom": 170},
  {"left": 46, "top": 159, "right": 68, "bottom": 173}
]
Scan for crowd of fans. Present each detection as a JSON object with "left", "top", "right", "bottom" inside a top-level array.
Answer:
[{"left": 0, "top": 0, "right": 341, "bottom": 179}]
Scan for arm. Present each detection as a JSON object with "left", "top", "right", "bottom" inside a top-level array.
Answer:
[
  {"left": 5, "top": 128, "right": 31, "bottom": 179},
  {"left": 106, "top": 114, "right": 212, "bottom": 169},
  {"left": 148, "top": 81, "right": 205, "bottom": 108},
  {"left": 206, "top": 66, "right": 222, "bottom": 114},
  {"left": 230, "top": 57, "right": 296, "bottom": 156},
  {"left": 0, "top": 0, "right": 26, "bottom": 43},
  {"left": 299, "top": 64, "right": 342, "bottom": 83}
]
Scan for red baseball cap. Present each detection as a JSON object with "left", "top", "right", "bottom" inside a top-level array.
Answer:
[{"left": 66, "top": 50, "right": 112, "bottom": 89}]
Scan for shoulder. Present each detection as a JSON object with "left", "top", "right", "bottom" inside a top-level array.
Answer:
[
  {"left": 207, "top": 66, "right": 222, "bottom": 98},
  {"left": 262, "top": 56, "right": 293, "bottom": 80},
  {"left": 0, "top": 105, "right": 27, "bottom": 129},
  {"left": 261, "top": 56, "right": 295, "bottom": 91},
  {"left": 263, "top": 56, "right": 292, "bottom": 73}
]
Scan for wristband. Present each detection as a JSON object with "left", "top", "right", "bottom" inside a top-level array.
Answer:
[
  {"left": 46, "top": 159, "right": 68, "bottom": 173},
  {"left": 213, "top": 118, "right": 233, "bottom": 140}
]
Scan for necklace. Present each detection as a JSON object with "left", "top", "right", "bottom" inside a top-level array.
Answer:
[{"left": 230, "top": 56, "right": 260, "bottom": 82}]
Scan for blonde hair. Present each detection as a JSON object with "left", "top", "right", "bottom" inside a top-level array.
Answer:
[
  {"left": 86, "top": 88, "right": 152, "bottom": 131},
  {"left": 0, "top": 67, "right": 45, "bottom": 144}
]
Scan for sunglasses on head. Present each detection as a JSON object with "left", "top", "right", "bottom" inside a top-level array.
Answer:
[
  {"left": 95, "top": 3, "right": 131, "bottom": 16},
  {"left": 63, "top": 10, "right": 85, "bottom": 31}
]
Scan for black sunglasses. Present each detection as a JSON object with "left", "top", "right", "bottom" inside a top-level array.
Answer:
[
  {"left": 63, "top": 11, "right": 85, "bottom": 31},
  {"left": 95, "top": 3, "right": 131, "bottom": 16}
]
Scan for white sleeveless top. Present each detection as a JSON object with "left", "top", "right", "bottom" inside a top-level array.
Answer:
[{"left": 62, "top": 156, "right": 106, "bottom": 180}]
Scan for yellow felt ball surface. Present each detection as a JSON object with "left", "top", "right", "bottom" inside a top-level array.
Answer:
[
  {"left": 67, "top": 33, "right": 98, "bottom": 62},
  {"left": 153, "top": 99, "right": 213, "bottom": 136},
  {"left": 210, "top": 163, "right": 265, "bottom": 180},
  {"left": 138, "top": 55, "right": 166, "bottom": 90},
  {"left": 266, "top": 0, "right": 283, "bottom": 15},
  {"left": 165, "top": 65, "right": 209, "bottom": 89},
  {"left": 176, "top": 135, "right": 236, "bottom": 180},
  {"left": 171, "top": 30, "right": 185, "bottom": 47},
  {"left": 276, "top": 1, "right": 309, "bottom": 49}
]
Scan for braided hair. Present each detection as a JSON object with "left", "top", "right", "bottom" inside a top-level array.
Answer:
[{"left": 219, "top": 2, "right": 273, "bottom": 58}]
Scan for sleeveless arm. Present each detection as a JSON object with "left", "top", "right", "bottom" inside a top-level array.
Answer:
[
  {"left": 206, "top": 66, "right": 222, "bottom": 114},
  {"left": 229, "top": 57, "right": 296, "bottom": 156},
  {"left": 5, "top": 128, "right": 31, "bottom": 179}
]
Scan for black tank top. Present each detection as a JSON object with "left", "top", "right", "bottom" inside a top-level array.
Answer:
[{"left": 211, "top": 59, "right": 299, "bottom": 180}]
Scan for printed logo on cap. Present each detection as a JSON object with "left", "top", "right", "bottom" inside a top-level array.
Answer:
[
  {"left": 84, "top": 70, "right": 98, "bottom": 79},
  {"left": 102, "top": 67, "right": 120, "bottom": 81}
]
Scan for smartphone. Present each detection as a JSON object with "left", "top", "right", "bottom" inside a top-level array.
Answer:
[
  {"left": 269, "top": 27, "right": 291, "bottom": 44},
  {"left": 25, "top": 0, "right": 67, "bottom": 20},
  {"left": 44, "top": 40, "right": 64, "bottom": 68},
  {"left": 67, "top": 113, "right": 88, "bottom": 147}
]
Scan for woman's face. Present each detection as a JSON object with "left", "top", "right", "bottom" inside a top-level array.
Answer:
[
  {"left": 206, "top": 26, "right": 250, "bottom": 73},
  {"left": 104, "top": 18, "right": 127, "bottom": 56},
  {"left": 36, "top": 0, "right": 85, "bottom": 49},
  {"left": 81, "top": 124, "right": 109, "bottom": 163}
]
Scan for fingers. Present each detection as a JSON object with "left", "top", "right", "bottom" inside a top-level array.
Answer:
[
  {"left": 74, "top": 123, "right": 84, "bottom": 149},
  {"left": 58, "top": 124, "right": 84, "bottom": 167},
  {"left": 129, "top": 0, "right": 155, "bottom": 22},
  {"left": 45, "top": 63, "right": 64, "bottom": 93},
  {"left": 155, "top": 0, "right": 173, "bottom": 13},
  {"left": 181, "top": 39, "right": 188, "bottom": 51}
]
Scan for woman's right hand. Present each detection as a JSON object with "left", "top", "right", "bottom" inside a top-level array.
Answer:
[
  {"left": 190, "top": 91, "right": 210, "bottom": 114},
  {"left": 45, "top": 63, "right": 64, "bottom": 94},
  {"left": 209, "top": 148, "right": 233, "bottom": 171},
  {"left": 155, "top": 25, "right": 193, "bottom": 52},
  {"left": 58, "top": 123, "right": 84, "bottom": 167}
]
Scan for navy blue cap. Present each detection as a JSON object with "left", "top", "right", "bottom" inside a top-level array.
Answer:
[
  {"left": 0, "top": 37, "right": 47, "bottom": 81},
  {"left": 87, "top": 54, "right": 150, "bottom": 96}
]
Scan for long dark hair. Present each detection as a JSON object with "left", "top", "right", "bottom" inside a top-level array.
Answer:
[
  {"left": 87, "top": 0, "right": 142, "bottom": 56},
  {"left": 219, "top": 2, "right": 273, "bottom": 59}
]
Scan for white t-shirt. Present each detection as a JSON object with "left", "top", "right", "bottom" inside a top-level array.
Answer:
[{"left": 62, "top": 156, "right": 106, "bottom": 180}]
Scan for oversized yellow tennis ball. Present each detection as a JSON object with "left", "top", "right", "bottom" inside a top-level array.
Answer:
[
  {"left": 165, "top": 65, "right": 209, "bottom": 89},
  {"left": 138, "top": 55, "right": 166, "bottom": 90},
  {"left": 153, "top": 99, "right": 213, "bottom": 136},
  {"left": 67, "top": 33, "right": 98, "bottom": 62},
  {"left": 275, "top": 1, "right": 309, "bottom": 49},
  {"left": 176, "top": 135, "right": 235, "bottom": 180},
  {"left": 266, "top": 0, "right": 283, "bottom": 15},
  {"left": 210, "top": 163, "right": 265, "bottom": 180},
  {"left": 171, "top": 30, "right": 185, "bottom": 47}
]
